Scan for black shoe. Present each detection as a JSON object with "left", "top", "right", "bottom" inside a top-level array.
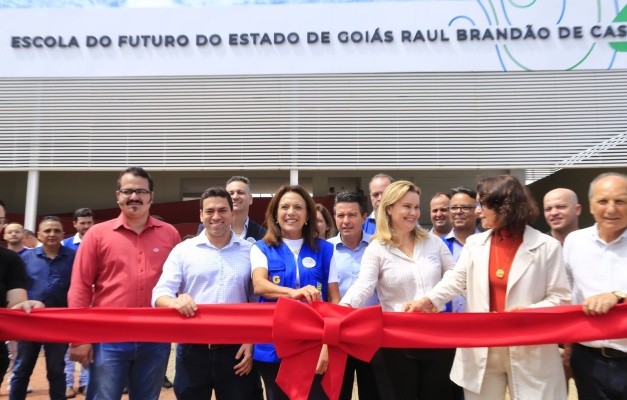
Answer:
[
  {"left": 78, "top": 386, "right": 86, "bottom": 395},
  {"left": 162, "top": 376, "right": 173, "bottom": 389},
  {"left": 122, "top": 386, "right": 128, "bottom": 394}
]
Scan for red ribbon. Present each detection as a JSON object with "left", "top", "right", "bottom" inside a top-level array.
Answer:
[
  {"left": 2, "top": 301, "right": 627, "bottom": 400},
  {"left": 273, "top": 299, "right": 383, "bottom": 400}
]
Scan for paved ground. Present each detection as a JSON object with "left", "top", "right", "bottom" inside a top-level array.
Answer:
[{"left": 2, "top": 347, "right": 577, "bottom": 399}]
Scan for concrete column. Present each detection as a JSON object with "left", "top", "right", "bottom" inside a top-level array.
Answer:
[
  {"left": 290, "top": 169, "right": 299, "bottom": 185},
  {"left": 24, "top": 170, "right": 39, "bottom": 231}
]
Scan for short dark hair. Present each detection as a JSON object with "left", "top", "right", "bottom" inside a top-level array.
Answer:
[
  {"left": 334, "top": 191, "right": 367, "bottom": 215},
  {"left": 117, "top": 167, "right": 154, "bottom": 191},
  {"left": 73, "top": 208, "right": 94, "bottom": 221},
  {"left": 450, "top": 186, "right": 477, "bottom": 199},
  {"left": 200, "top": 187, "right": 233, "bottom": 211},
  {"left": 0, "top": 200, "right": 6, "bottom": 213},
  {"left": 23, "top": 229, "right": 35, "bottom": 237},
  {"left": 39, "top": 215, "right": 62, "bottom": 230},
  {"left": 477, "top": 175, "right": 538, "bottom": 236}
]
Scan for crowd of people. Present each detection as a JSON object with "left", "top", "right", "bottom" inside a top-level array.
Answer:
[{"left": 1, "top": 167, "right": 626, "bottom": 400}]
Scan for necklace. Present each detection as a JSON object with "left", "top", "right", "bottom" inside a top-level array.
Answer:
[
  {"left": 399, "top": 242, "right": 414, "bottom": 258},
  {"left": 493, "top": 235, "right": 519, "bottom": 279}
]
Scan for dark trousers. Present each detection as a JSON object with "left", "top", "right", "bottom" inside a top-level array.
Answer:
[
  {"left": 257, "top": 360, "right": 328, "bottom": 400},
  {"left": 0, "top": 342, "right": 8, "bottom": 389},
  {"left": 571, "top": 343, "right": 627, "bottom": 400},
  {"left": 174, "top": 344, "right": 263, "bottom": 400},
  {"left": 340, "top": 355, "right": 380, "bottom": 400},
  {"left": 379, "top": 348, "right": 462, "bottom": 400},
  {"left": 10, "top": 341, "right": 68, "bottom": 400}
]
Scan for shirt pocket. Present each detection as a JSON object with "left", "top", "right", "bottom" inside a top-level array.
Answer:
[{"left": 267, "top": 260, "right": 287, "bottom": 287}]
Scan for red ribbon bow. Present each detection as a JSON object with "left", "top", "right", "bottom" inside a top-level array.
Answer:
[{"left": 273, "top": 299, "right": 383, "bottom": 400}]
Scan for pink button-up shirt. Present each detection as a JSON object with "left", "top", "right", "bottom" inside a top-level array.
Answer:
[{"left": 68, "top": 214, "right": 181, "bottom": 308}]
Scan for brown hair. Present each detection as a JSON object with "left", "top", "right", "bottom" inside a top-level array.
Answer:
[
  {"left": 477, "top": 175, "right": 538, "bottom": 236},
  {"left": 263, "top": 185, "right": 318, "bottom": 251},
  {"left": 315, "top": 203, "right": 337, "bottom": 239}
]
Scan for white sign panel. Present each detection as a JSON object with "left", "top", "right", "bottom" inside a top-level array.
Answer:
[{"left": 1, "top": 0, "right": 627, "bottom": 77}]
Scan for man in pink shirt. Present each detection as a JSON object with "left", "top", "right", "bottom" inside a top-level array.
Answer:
[{"left": 68, "top": 167, "right": 181, "bottom": 400}]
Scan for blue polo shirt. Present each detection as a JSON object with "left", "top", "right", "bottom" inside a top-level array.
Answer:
[
  {"left": 362, "top": 212, "right": 376, "bottom": 235},
  {"left": 21, "top": 245, "right": 76, "bottom": 308},
  {"left": 328, "top": 231, "right": 379, "bottom": 307}
]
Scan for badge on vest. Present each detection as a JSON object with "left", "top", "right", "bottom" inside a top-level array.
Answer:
[
  {"left": 316, "top": 282, "right": 322, "bottom": 292},
  {"left": 272, "top": 275, "right": 281, "bottom": 284},
  {"left": 302, "top": 257, "right": 316, "bottom": 268}
]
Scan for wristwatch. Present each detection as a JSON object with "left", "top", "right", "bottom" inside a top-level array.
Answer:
[{"left": 613, "top": 291, "right": 626, "bottom": 304}]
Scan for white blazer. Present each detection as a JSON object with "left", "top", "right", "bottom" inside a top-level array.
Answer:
[{"left": 427, "top": 226, "right": 571, "bottom": 396}]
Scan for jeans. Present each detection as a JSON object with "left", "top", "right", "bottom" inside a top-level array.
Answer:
[
  {"left": 174, "top": 344, "right": 263, "bottom": 400},
  {"left": 65, "top": 348, "right": 89, "bottom": 387},
  {"left": 86, "top": 342, "right": 170, "bottom": 400},
  {"left": 10, "top": 341, "right": 68, "bottom": 400}
]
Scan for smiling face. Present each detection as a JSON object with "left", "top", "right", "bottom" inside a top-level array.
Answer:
[
  {"left": 200, "top": 195, "right": 233, "bottom": 241},
  {"left": 590, "top": 175, "right": 627, "bottom": 243},
  {"left": 116, "top": 173, "right": 153, "bottom": 220},
  {"left": 387, "top": 191, "right": 420, "bottom": 234},
  {"left": 277, "top": 191, "right": 308, "bottom": 240},
  {"left": 430, "top": 194, "right": 451, "bottom": 234},
  {"left": 335, "top": 202, "right": 367, "bottom": 243},
  {"left": 450, "top": 192, "right": 477, "bottom": 232},
  {"left": 543, "top": 188, "right": 581, "bottom": 234},
  {"left": 226, "top": 180, "right": 252, "bottom": 214}
]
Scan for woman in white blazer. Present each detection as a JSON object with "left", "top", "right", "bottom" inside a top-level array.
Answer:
[{"left": 404, "top": 175, "right": 571, "bottom": 400}]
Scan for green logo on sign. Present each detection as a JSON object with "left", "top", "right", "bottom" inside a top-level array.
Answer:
[{"left": 610, "top": 4, "right": 627, "bottom": 52}]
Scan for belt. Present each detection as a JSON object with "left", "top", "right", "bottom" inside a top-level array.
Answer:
[
  {"left": 578, "top": 343, "right": 627, "bottom": 359},
  {"left": 182, "top": 344, "right": 238, "bottom": 350}
]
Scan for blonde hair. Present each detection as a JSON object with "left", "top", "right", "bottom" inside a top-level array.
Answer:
[{"left": 373, "top": 180, "right": 428, "bottom": 246}]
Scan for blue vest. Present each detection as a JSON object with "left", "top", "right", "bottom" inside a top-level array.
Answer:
[{"left": 253, "top": 238, "right": 333, "bottom": 363}]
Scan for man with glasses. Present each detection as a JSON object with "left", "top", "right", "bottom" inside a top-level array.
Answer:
[
  {"left": 11, "top": 216, "right": 75, "bottom": 400},
  {"left": 68, "top": 167, "right": 181, "bottom": 400},
  {"left": 430, "top": 192, "right": 452, "bottom": 238},
  {"left": 442, "top": 187, "right": 481, "bottom": 313}
]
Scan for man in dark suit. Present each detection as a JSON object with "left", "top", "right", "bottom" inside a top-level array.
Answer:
[{"left": 197, "top": 176, "right": 266, "bottom": 242}]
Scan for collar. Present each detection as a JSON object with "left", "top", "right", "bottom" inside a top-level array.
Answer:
[
  {"left": 112, "top": 214, "right": 160, "bottom": 232},
  {"left": 591, "top": 223, "right": 627, "bottom": 245},
  {"left": 195, "top": 229, "right": 244, "bottom": 250},
  {"left": 328, "top": 231, "right": 371, "bottom": 249},
  {"left": 72, "top": 232, "right": 82, "bottom": 245}
]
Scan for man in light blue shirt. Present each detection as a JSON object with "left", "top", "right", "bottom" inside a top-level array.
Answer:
[
  {"left": 442, "top": 186, "right": 481, "bottom": 313},
  {"left": 329, "top": 192, "right": 380, "bottom": 400},
  {"left": 152, "top": 187, "right": 262, "bottom": 400}
]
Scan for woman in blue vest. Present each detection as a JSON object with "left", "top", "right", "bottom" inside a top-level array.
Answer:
[{"left": 251, "top": 184, "right": 340, "bottom": 400}]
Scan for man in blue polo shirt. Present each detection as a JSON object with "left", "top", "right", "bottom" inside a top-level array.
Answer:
[
  {"left": 329, "top": 191, "right": 381, "bottom": 400},
  {"left": 10, "top": 216, "right": 76, "bottom": 400}
]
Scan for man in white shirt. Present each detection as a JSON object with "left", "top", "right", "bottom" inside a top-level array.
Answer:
[
  {"left": 429, "top": 192, "right": 452, "bottom": 238},
  {"left": 563, "top": 172, "right": 627, "bottom": 399},
  {"left": 152, "top": 187, "right": 263, "bottom": 400}
]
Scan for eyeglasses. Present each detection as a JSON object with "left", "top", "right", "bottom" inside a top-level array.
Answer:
[
  {"left": 475, "top": 201, "right": 484, "bottom": 211},
  {"left": 450, "top": 205, "right": 475, "bottom": 213},
  {"left": 117, "top": 189, "right": 151, "bottom": 197},
  {"left": 431, "top": 207, "right": 450, "bottom": 214}
]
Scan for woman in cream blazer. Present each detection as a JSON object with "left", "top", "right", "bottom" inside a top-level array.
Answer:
[{"left": 404, "top": 175, "right": 571, "bottom": 400}]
